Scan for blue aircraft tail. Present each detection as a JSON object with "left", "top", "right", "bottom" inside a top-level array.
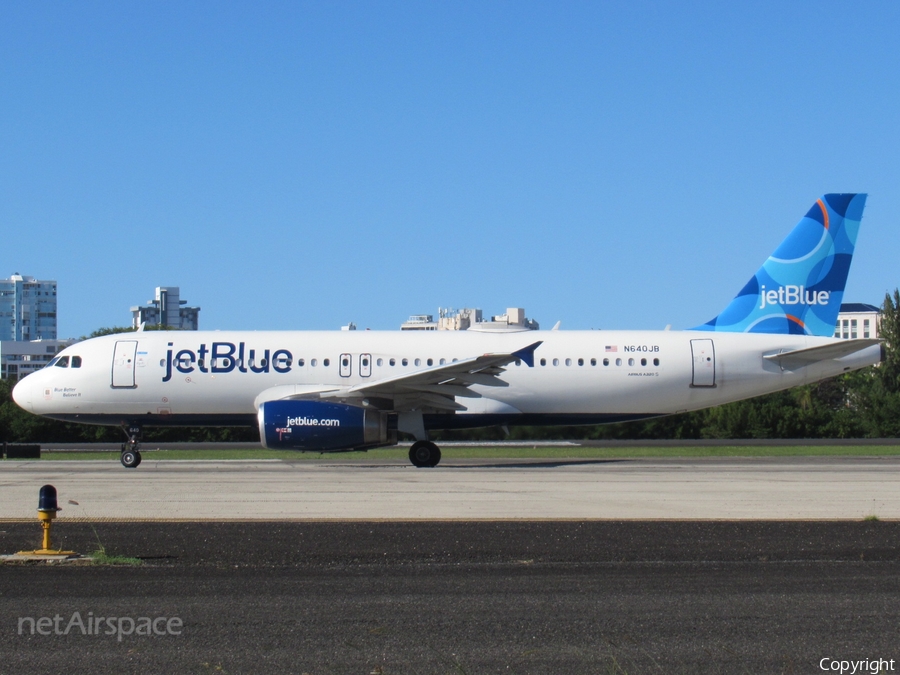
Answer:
[{"left": 693, "top": 193, "right": 867, "bottom": 336}]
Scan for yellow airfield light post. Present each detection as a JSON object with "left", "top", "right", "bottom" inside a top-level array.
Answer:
[{"left": 18, "top": 485, "right": 77, "bottom": 556}]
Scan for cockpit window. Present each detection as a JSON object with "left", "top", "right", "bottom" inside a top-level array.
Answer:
[
  {"left": 71, "top": 356, "right": 82, "bottom": 368},
  {"left": 46, "top": 357, "right": 60, "bottom": 368},
  {"left": 54, "top": 356, "right": 70, "bottom": 368}
]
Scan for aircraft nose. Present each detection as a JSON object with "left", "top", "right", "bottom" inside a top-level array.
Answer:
[{"left": 11, "top": 377, "right": 34, "bottom": 412}]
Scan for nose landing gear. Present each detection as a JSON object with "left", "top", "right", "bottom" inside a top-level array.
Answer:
[{"left": 120, "top": 425, "right": 142, "bottom": 468}]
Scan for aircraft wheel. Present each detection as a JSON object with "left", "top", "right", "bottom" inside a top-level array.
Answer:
[
  {"left": 121, "top": 449, "right": 142, "bottom": 469},
  {"left": 409, "top": 441, "right": 441, "bottom": 468}
]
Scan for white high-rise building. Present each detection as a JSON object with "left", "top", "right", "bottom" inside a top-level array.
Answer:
[
  {"left": 131, "top": 287, "right": 200, "bottom": 330},
  {"left": 0, "top": 273, "right": 57, "bottom": 341}
]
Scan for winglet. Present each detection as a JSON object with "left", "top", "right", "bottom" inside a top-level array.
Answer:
[{"left": 512, "top": 341, "right": 543, "bottom": 367}]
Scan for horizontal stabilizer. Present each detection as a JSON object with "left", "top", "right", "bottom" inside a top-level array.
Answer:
[{"left": 763, "top": 339, "right": 881, "bottom": 368}]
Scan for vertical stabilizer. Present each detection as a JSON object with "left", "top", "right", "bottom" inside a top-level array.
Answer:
[{"left": 693, "top": 193, "right": 866, "bottom": 336}]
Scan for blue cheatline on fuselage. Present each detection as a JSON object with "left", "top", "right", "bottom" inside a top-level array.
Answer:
[{"left": 693, "top": 193, "right": 866, "bottom": 336}]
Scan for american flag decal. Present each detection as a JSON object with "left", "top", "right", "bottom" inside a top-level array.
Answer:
[{"left": 605, "top": 345, "right": 617, "bottom": 352}]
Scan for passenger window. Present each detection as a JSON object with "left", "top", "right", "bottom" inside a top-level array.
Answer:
[
  {"left": 427, "top": 358, "right": 433, "bottom": 366},
  {"left": 377, "top": 358, "right": 383, "bottom": 367},
  {"left": 653, "top": 358, "right": 660, "bottom": 366},
  {"left": 566, "top": 358, "right": 572, "bottom": 366},
  {"left": 402, "top": 358, "right": 408, "bottom": 366},
  {"left": 628, "top": 358, "right": 635, "bottom": 366},
  {"left": 641, "top": 358, "right": 647, "bottom": 366},
  {"left": 578, "top": 358, "right": 584, "bottom": 366},
  {"left": 540, "top": 358, "right": 546, "bottom": 366},
  {"left": 552, "top": 358, "right": 559, "bottom": 366},
  {"left": 615, "top": 358, "right": 622, "bottom": 366},
  {"left": 590, "top": 358, "right": 597, "bottom": 366},
  {"left": 603, "top": 358, "right": 609, "bottom": 366},
  {"left": 439, "top": 358, "right": 445, "bottom": 365},
  {"left": 515, "top": 359, "right": 521, "bottom": 366},
  {"left": 342, "top": 357, "right": 350, "bottom": 368},
  {"left": 297, "top": 358, "right": 305, "bottom": 367},
  {"left": 55, "top": 356, "right": 69, "bottom": 368},
  {"left": 311, "top": 359, "right": 318, "bottom": 367},
  {"left": 389, "top": 358, "right": 396, "bottom": 366},
  {"left": 71, "top": 356, "right": 82, "bottom": 368},
  {"left": 414, "top": 358, "right": 421, "bottom": 366},
  {"left": 323, "top": 359, "right": 330, "bottom": 367}
]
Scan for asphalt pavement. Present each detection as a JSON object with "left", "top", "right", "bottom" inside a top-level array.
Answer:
[{"left": 1, "top": 521, "right": 898, "bottom": 674}]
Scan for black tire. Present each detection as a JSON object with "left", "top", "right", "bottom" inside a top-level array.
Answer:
[
  {"left": 409, "top": 441, "right": 441, "bottom": 468},
  {"left": 121, "top": 450, "right": 141, "bottom": 469},
  {"left": 426, "top": 444, "right": 441, "bottom": 467}
]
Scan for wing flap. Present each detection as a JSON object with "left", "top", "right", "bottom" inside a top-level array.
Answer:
[{"left": 407, "top": 384, "right": 484, "bottom": 398}]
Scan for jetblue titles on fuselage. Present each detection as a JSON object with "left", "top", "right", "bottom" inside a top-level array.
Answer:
[{"left": 162, "top": 342, "right": 294, "bottom": 381}]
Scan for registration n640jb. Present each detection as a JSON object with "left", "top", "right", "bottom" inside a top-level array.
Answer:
[{"left": 12, "top": 194, "right": 882, "bottom": 468}]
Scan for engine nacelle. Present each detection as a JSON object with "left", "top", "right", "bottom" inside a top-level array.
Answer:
[{"left": 258, "top": 400, "right": 396, "bottom": 452}]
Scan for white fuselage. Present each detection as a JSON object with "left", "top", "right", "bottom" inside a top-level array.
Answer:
[{"left": 11, "top": 329, "right": 881, "bottom": 434}]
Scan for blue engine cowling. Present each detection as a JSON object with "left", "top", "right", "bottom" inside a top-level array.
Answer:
[{"left": 258, "top": 400, "right": 396, "bottom": 452}]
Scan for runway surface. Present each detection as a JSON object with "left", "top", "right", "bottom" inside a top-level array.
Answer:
[
  {"left": 3, "top": 456, "right": 900, "bottom": 673},
  {"left": 2, "top": 521, "right": 899, "bottom": 674},
  {"left": 2, "top": 456, "right": 900, "bottom": 519}
]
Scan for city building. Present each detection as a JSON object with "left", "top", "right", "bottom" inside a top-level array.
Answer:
[
  {"left": 131, "top": 287, "right": 200, "bottom": 330},
  {"left": 401, "top": 307, "right": 539, "bottom": 332},
  {"left": 400, "top": 314, "right": 438, "bottom": 331},
  {"left": 834, "top": 303, "right": 881, "bottom": 340},
  {"left": 0, "top": 273, "right": 57, "bottom": 341},
  {"left": 1, "top": 339, "right": 72, "bottom": 380}
]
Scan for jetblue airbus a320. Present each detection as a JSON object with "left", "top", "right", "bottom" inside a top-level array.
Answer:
[{"left": 12, "top": 194, "right": 882, "bottom": 468}]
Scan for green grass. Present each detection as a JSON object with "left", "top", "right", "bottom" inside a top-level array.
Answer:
[
  {"left": 89, "top": 547, "right": 143, "bottom": 565},
  {"left": 28, "top": 444, "right": 900, "bottom": 461}
]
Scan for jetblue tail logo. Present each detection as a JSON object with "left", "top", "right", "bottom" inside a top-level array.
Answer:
[{"left": 694, "top": 193, "right": 866, "bottom": 336}]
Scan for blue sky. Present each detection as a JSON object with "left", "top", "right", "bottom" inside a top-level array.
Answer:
[{"left": 2, "top": 1, "right": 899, "bottom": 338}]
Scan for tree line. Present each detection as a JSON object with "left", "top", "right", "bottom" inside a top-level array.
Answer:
[{"left": 3, "top": 293, "right": 900, "bottom": 445}]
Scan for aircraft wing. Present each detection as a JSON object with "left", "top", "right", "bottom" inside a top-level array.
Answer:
[
  {"left": 325, "top": 340, "right": 543, "bottom": 412},
  {"left": 763, "top": 339, "right": 882, "bottom": 369}
]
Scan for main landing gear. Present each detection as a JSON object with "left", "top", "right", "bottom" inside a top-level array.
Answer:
[
  {"left": 409, "top": 440, "right": 441, "bottom": 468},
  {"left": 120, "top": 425, "right": 142, "bottom": 469}
]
